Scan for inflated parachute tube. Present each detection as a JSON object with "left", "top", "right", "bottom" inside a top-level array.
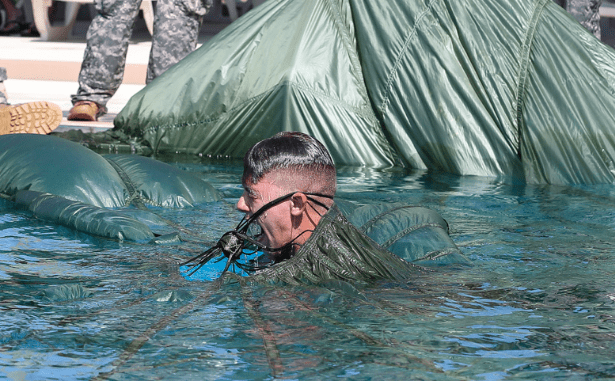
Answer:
[
  {"left": 14, "top": 190, "right": 155, "bottom": 242},
  {"left": 0, "top": 134, "right": 126, "bottom": 208},
  {"left": 0, "top": 134, "right": 221, "bottom": 241},
  {"left": 0, "top": 134, "right": 220, "bottom": 208},
  {"left": 338, "top": 201, "right": 469, "bottom": 266},
  {"left": 103, "top": 154, "right": 221, "bottom": 208}
]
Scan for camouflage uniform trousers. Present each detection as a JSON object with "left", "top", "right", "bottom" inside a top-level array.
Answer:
[
  {"left": 554, "top": 0, "right": 602, "bottom": 38},
  {"left": 71, "top": 0, "right": 212, "bottom": 112},
  {"left": 0, "top": 67, "right": 8, "bottom": 105}
]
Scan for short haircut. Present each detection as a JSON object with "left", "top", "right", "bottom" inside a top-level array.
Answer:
[{"left": 242, "top": 132, "right": 337, "bottom": 195}]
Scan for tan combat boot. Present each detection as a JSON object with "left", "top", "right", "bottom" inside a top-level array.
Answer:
[{"left": 67, "top": 101, "right": 103, "bottom": 121}]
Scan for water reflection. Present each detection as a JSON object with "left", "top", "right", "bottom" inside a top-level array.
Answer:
[{"left": 0, "top": 164, "right": 614, "bottom": 379}]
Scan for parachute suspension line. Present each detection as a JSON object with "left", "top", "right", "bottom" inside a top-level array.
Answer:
[
  {"left": 380, "top": 0, "right": 439, "bottom": 115},
  {"left": 277, "top": 289, "right": 443, "bottom": 373},
  {"left": 323, "top": 0, "right": 379, "bottom": 125},
  {"left": 104, "top": 157, "right": 147, "bottom": 209},
  {"left": 238, "top": 278, "right": 284, "bottom": 377},
  {"left": 514, "top": 0, "right": 551, "bottom": 158},
  {"left": 91, "top": 280, "right": 224, "bottom": 381}
]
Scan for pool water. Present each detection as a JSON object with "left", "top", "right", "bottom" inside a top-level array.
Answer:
[{"left": 1, "top": 158, "right": 614, "bottom": 380}]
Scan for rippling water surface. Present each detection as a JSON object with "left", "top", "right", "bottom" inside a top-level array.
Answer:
[{"left": 1, "top": 158, "right": 614, "bottom": 380}]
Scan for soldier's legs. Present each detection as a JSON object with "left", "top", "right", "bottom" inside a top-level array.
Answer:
[
  {"left": 0, "top": 67, "right": 8, "bottom": 105},
  {"left": 146, "top": 0, "right": 212, "bottom": 83},
  {"left": 566, "top": 0, "right": 602, "bottom": 38},
  {"left": 71, "top": 0, "right": 142, "bottom": 110}
]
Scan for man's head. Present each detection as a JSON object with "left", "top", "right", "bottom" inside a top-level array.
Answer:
[
  {"left": 237, "top": 132, "right": 336, "bottom": 258},
  {"left": 241, "top": 131, "right": 336, "bottom": 194}
]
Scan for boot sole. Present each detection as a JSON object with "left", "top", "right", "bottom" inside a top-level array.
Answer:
[{"left": 0, "top": 101, "right": 63, "bottom": 135}]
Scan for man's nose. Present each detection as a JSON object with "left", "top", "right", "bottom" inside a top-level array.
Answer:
[{"left": 236, "top": 194, "right": 249, "bottom": 213}]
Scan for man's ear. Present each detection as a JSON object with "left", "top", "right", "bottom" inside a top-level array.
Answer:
[{"left": 290, "top": 193, "right": 308, "bottom": 217}]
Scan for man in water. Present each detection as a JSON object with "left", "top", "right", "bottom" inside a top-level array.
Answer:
[
  {"left": 184, "top": 131, "right": 466, "bottom": 283},
  {"left": 231, "top": 131, "right": 420, "bottom": 285},
  {"left": 236, "top": 131, "right": 337, "bottom": 263}
]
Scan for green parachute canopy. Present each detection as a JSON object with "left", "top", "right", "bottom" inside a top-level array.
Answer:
[
  {"left": 0, "top": 134, "right": 221, "bottom": 241},
  {"left": 115, "top": 0, "right": 615, "bottom": 185}
]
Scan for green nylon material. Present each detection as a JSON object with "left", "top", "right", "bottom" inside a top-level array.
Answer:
[
  {"left": 514, "top": 0, "right": 550, "bottom": 157},
  {"left": 115, "top": 0, "right": 615, "bottom": 184},
  {"left": 341, "top": 202, "right": 469, "bottom": 266},
  {"left": 0, "top": 134, "right": 221, "bottom": 241},
  {"left": 115, "top": 0, "right": 399, "bottom": 168},
  {"left": 245, "top": 205, "right": 420, "bottom": 286},
  {"left": 14, "top": 190, "right": 155, "bottom": 242},
  {"left": 242, "top": 204, "right": 467, "bottom": 286}
]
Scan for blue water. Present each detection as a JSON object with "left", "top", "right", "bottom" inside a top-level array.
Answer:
[{"left": 1, "top": 159, "right": 614, "bottom": 380}]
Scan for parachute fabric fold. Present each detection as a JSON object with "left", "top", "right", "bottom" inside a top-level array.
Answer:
[
  {"left": 0, "top": 134, "right": 221, "bottom": 241},
  {"left": 0, "top": 135, "right": 220, "bottom": 209},
  {"left": 15, "top": 190, "right": 155, "bottom": 242},
  {"left": 116, "top": 0, "right": 615, "bottom": 185},
  {"left": 104, "top": 154, "right": 220, "bottom": 207},
  {"left": 520, "top": 7, "right": 615, "bottom": 184},
  {"left": 244, "top": 205, "right": 422, "bottom": 286},
  {"left": 344, "top": 203, "right": 469, "bottom": 266},
  {"left": 350, "top": 0, "right": 615, "bottom": 183},
  {"left": 115, "top": 0, "right": 398, "bottom": 168},
  {"left": 0, "top": 134, "right": 126, "bottom": 208}
]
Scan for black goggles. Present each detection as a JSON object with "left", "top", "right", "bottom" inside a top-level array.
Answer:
[{"left": 182, "top": 191, "right": 333, "bottom": 276}]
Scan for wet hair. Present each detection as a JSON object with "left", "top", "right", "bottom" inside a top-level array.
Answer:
[{"left": 242, "top": 132, "right": 336, "bottom": 195}]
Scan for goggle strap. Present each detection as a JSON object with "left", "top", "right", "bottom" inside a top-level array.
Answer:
[
  {"left": 237, "top": 192, "right": 333, "bottom": 233},
  {"left": 184, "top": 192, "right": 333, "bottom": 277}
]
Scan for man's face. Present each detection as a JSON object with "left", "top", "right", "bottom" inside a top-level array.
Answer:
[{"left": 236, "top": 176, "right": 293, "bottom": 252}]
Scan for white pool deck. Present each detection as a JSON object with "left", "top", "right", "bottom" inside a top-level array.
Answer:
[
  {"left": 2, "top": 3, "right": 615, "bottom": 134},
  {"left": 1, "top": 36, "right": 145, "bottom": 132},
  {"left": 0, "top": 23, "right": 224, "bottom": 133}
]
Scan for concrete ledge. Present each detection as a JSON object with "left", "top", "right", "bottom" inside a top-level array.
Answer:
[
  {"left": 56, "top": 119, "right": 115, "bottom": 133},
  {"left": 601, "top": 2, "right": 615, "bottom": 18}
]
